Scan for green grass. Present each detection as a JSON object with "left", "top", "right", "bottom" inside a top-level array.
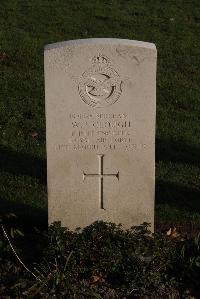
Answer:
[{"left": 0, "top": 0, "right": 199, "bottom": 233}]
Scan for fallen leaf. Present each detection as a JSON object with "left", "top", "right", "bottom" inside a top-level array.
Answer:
[
  {"left": 31, "top": 132, "right": 38, "bottom": 138},
  {"left": 6, "top": 213, "right": 17, "bottom": 219},
  {"left": 0, "top": 52, "right": 10, "bottom": 61},
  {"left": 90, "top": 272, "right": 105, "bottom": 284},
  {"left": 0, "top": 52, "right": 14, "bottom": 66},
  {"left": 166, "top": 227, "right": 180, "bottom": 239},
  {"left": 166, "top": 228, "right": 172, "bottom": 236}
]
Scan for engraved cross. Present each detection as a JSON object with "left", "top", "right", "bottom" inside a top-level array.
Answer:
[{"left": 83, "top": 154, "right": 119, "bottom": 210}]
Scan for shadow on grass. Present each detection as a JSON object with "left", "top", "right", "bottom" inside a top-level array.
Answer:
[
  {"left": 155, "top": 180, "right": 200, "bottom": 235},
  {"left": 0, "top": 145, "right": 47, "bottom": 185},
  {"left": 0, "top": 197, "right": 48, "bottom": 231},
  {"left": 155, "top": 137, "right": 200, "bottom": 226},
  {"left": 0, "top": 197, "right": 48, "bottom": 265},
  {"left": 156, "top": 138, "right": 200, "bottom": 166},
  {"left": 156, "top": 180, "right": 200, "bottom": 213}
]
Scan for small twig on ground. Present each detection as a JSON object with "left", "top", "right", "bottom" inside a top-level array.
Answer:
[{"left": 1, "top": 224, "right": 41, "bottom": 281}]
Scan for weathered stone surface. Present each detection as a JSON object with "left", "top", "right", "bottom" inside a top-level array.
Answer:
[{"left": 44, "top": 38, "right": 157, "bottom": 230}]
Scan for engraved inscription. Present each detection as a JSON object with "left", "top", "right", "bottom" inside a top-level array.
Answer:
[
  {"left": 78, "top": 55, "right": 122, "bottom": 108},
  {"left": 54, "top": 112, "right": 140, "bottom": 151},
  {"left": 83, "top": 154, "right": 119, "bottom": 209}
]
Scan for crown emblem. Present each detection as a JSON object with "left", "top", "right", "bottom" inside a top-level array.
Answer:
[{"left": 92, "top": 54, "right": 109, "bottom": 65}]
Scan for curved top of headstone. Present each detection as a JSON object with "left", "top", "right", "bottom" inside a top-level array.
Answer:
[{"left": 44, "top": 38, "right": 156, "bottom": 51}]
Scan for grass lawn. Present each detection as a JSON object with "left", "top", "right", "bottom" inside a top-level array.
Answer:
[{"left": 0, "top": 0, "right": 199, "bottom": 234}]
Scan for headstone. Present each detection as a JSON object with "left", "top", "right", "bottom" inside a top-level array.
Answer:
[{"left": 44, "top": 38, "right": 156, "bottom": 230}]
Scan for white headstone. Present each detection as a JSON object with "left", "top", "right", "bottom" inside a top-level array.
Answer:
[{"left": 44, "top": 38, "right": 156, "bottom": 230}]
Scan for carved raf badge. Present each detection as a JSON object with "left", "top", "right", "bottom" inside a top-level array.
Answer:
[{"left": 78, "top": 54, "right": 122, "bottom": 108}]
